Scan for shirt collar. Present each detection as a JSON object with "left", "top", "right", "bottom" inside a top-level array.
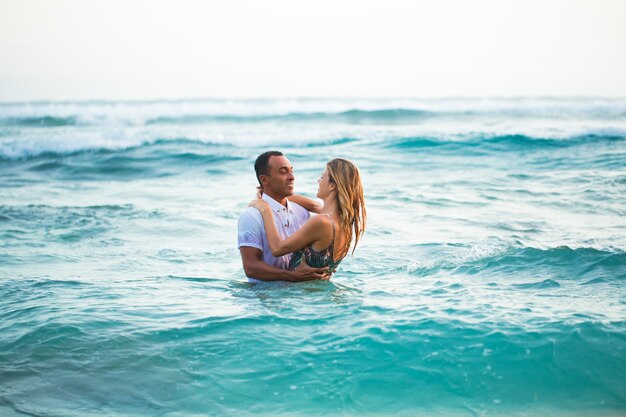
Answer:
[{"left": 262, "top": 193, "right": 292, "bottom": 213}]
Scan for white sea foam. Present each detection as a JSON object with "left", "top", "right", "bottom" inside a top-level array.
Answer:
[
  {"left": 405, "top": 238, "right": 517, "bottom": 274},
  {"left": 1, "top": 98, "right": 625, "bottom": 159},
  {"left": 1, "top": 122, "right": 625, "bottom": 160}
]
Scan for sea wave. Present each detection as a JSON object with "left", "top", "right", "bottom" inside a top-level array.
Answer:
[
  {"left": 143, "top": 109, "right": 434, "bottom": 125},
  {"left": 1, "top": 127, "right": 625, "bottom": 161},
  {"left": 2, "top": 272, "right": 625, "bottom": 416},
  {"left": 0, "top": 116, "right": 78, "bottom": 127},
  {"left": 384, "top": 131, "right": 626, "bottom": 151},
  {"left": 1, "top": 97, "right": 626, "bottom": 126},
  {"left": 405, "top": 242, "right": 626, "bottom": 283},
  {"left": 0, "top": 136, "right": 232, "bottom": 161}
]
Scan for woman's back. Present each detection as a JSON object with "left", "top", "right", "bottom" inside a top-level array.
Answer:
[{"left": 288, "top": 214, "right": 342, "bottom": 271}]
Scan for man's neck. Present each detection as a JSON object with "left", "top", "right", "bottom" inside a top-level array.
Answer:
[{"left": 263, "top": 190, "right": 288, "bottom": 207}]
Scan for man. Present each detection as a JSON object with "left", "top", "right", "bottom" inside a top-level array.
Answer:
[{"left": 238, "top": 151, "right": 329, "bottom": 282}]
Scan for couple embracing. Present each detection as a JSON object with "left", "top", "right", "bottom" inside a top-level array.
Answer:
[{"left": 238, "top": 151, "right": 366, "bottom": 282}]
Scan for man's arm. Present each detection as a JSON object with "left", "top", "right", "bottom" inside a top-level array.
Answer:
[{"left": 240, "top": 247, "right": 328, "bottom": 282}]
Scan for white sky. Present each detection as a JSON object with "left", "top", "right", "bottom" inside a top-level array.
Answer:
[{"left": 1, "top": 0, "right": 625, "bottom": 101}]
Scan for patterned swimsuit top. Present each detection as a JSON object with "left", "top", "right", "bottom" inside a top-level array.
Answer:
[{"left": 288, "top": 214, "right": 341, "bottom": 273}]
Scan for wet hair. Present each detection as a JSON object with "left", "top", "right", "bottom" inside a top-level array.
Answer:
[
  {"left": 254, "top": 151, "right": 283, "bottom": 187},
  {"left": 326, "top": 158, "right": 366, "bottom": 258}
]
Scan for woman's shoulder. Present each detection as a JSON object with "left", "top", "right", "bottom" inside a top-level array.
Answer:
[
  {"left": 305, "top": 214, "right": 335, "bottom": 251},
  {"left": 309, "top": 212, "right": 333, "bottom": 224},
  {"left": 307, "top": 213, "right": 334, "bottom": 234}
]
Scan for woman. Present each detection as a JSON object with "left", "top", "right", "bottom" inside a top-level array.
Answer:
[{"left": 249, "top": 158, "right": 366, "bottom": 276}]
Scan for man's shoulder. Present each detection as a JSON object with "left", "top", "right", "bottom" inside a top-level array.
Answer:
[
  {"left": 238, "top": 207, "right": 263, "bottom": 228},
  {"left": 238, "top": 207, "right": 265, "bottom": 250},
  {"left": 289, "top": 201, "right": 311, "bottom": 219}
]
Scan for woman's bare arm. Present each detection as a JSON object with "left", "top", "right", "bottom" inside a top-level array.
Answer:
[
  {"left": 289, "top": 194, "right": 323, "bottom": 214},
  {"left": 257, "top": 208, "right": 326, "bottom": 256}
]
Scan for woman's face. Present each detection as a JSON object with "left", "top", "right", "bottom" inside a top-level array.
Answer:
[{"left": 316, "top": 168, "right": 333, "bottom": 199}]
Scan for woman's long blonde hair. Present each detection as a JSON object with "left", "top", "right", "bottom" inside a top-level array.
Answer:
[{"left": 327, "top": 158, "right": 366, "bottom": 258}]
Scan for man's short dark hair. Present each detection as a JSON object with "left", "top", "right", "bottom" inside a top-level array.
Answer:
[{"left": 254, "top": 151, "right": 283, "bottom": 187}]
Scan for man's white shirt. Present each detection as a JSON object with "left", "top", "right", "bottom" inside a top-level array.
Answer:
[{"left": 238, "top": 194, "right": 310, "bottom": 278}]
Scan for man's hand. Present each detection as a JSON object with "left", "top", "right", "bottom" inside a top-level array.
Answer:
[{"left": 290, "top": 259, "right": 330, "bottom": 281}]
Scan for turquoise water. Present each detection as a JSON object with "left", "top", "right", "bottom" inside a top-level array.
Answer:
[{"left": 1, "top": 98, "right": 625, "bottom": 416}]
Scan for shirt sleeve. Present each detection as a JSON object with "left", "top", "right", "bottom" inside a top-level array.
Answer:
[{"left": 237, "top": 208, "right": 264, "bottom": 251}]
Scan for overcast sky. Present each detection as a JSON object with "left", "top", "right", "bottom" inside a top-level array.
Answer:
[{"left": 1, "top": 0, "right": 625, "bottom": 102}]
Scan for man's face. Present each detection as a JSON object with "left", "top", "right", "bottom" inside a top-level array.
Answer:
[{"left": 262, "top": 155, "right": 295, "bottom": 197}]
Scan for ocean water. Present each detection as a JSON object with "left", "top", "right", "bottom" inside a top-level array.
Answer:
[{"left": 0, "top": 97, "right": 625, "bottom": 417}]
